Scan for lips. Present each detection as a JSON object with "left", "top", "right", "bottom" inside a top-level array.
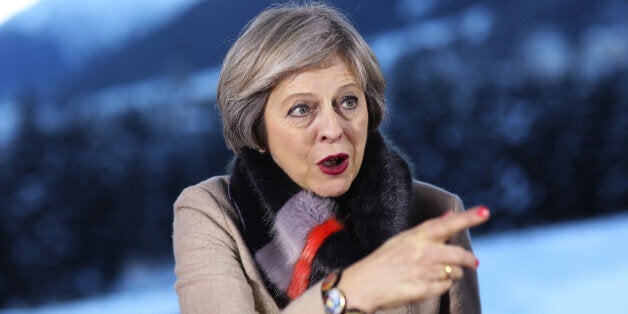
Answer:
[{"left": 317, "top": 153, "right": 349, "bottom": 175}]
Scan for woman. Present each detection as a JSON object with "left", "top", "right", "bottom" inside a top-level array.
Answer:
[{"left": 173, "top": 3, "right": 488, "bottom": 313}]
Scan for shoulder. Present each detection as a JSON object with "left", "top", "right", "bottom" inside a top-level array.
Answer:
[
  {"left": 175, "top": 176, "right": 231, "bottom": 211},
  {"left": 173, "top": 175, "right": 240, "bottom": 234},
  {"left": 176, "top": 174, "right": 229, "bottom": 200},
  {"left": 410, "top": 180, "right": 464, "bottom": 221}
]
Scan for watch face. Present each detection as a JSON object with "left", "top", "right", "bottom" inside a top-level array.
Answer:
[{"left": 324, "top": 288, "right": 346, "bottom": 314}]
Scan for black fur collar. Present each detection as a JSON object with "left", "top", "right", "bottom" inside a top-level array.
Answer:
[{"left": 228, "top": 130, "right": 413, "bottom": 307}]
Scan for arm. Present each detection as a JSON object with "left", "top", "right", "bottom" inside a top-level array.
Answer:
[
  {"left": 173, "top": 184, "right": 327, "bottom": 314},
  {"left": 335, "top": 205, "right": 487, "bottom": 313},
  {"left": 173, "top": 185, "right": 262, "bottom": 313}
]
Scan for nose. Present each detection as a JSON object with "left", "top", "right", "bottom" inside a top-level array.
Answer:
[{"left": 317, "top": 106, "right": 343, "bottom": 143}]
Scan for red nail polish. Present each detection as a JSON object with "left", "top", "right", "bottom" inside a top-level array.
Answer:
[
  {"left": 476, "top": 206, "right": 490, "bottom": 218},
  {"left": 475, "top": 258, "right": 480, "bottom": 268}
]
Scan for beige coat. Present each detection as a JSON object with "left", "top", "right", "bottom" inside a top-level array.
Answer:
[{"left": 173, "top": 176, "right": 480, "bottom": 313}]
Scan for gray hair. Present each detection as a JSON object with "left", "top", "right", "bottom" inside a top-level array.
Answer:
[{"left": 217, "top": 2, "right": 386, "bottom": 154}]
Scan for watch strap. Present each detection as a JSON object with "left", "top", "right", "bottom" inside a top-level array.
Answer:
[{"left": 321, "top": 269, "right": 366, "bottom": 314}]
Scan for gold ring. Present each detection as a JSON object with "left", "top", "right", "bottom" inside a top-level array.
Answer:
[{"left": 444, "top": 265, "right": 453, "bottom": 279}]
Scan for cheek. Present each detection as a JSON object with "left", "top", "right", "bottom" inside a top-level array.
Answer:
[
  {"left": 269, "top": 126, "right": 306, "bottom": 153},
  {"left": 355, "top": 113, "right": 369, "bottom": 159},
  {"left": 354, "top": 111, "right": 369, "bottom": 141},
  {"left": 267, "top": 126, "right": 311, "bottom": 170},
  {"left": 264, "top": 114, "right": 288, "bottom": 148}
]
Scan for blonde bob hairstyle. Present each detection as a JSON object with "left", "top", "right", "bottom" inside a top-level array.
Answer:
[{"left": 217, "top": 2, "right": 386, "bottom": 154}]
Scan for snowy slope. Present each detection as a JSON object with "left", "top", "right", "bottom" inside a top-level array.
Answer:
[
  {"left": 2, "top": 0, "right": 203, "bottom": 65},
  {"left": 475, "top": 213, "right": 628, "bottom": 314},
  {"left": 0, "top": 0, "right": 204, "bottom": 99},
  {"left": 3, "top": 212, "right": 627, "bottom": 314}
]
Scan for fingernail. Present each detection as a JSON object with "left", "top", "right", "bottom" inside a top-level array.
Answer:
[
  {"left": 476, "top": 206, "right": 490, "bottom": 218},
  {"left": 442, "top": 211, "right": 453, "bottom": 217},
  {"left": 475, "top": 258, "right": 480, "bottom": 268}
]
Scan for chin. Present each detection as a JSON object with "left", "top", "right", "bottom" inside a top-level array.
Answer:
[{"left": 313, "top": 181, "right": 351, "bottom": 198}]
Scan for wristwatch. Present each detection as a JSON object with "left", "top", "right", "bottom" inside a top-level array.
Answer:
[{"left": 321, "top": 269, "right": 365, "bottom": 314}]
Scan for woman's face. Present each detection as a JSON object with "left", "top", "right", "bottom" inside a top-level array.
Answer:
[{"left": 263, "top": 56, "right": 369, "bottom": 197}]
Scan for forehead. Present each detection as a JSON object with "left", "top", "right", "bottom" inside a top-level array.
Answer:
[{"left": 277, "top": 55, "right": 361, "bottom": 90}]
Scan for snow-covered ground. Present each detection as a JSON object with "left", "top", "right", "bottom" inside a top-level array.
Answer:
[
  {"left": 2, "top": 261, "right": 179, "bottom": 314},
  {"left": 476, "top": 212, "right": 628, "bottom": 314},
  {"left": 3, "top": 212, "right": 628, "bottom": 314}
]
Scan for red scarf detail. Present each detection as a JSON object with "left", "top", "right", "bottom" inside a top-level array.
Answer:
[{"left": 286, "top": 218, "right": 344, "bottom": 299}]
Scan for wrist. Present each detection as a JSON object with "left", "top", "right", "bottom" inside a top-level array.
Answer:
[
  {"left": 321, "top": 268, "right": 368, "bottom": 314},
  {"left": 336, "top": 266, "right": 375, "bottom": 313}
]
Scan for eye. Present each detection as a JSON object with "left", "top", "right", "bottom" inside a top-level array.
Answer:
[
  {"left": 288, "top": 103, "right": 311, "bottom": 117},
  {"left": 340, "top": 95, "right": 359, "bottom": 110}
]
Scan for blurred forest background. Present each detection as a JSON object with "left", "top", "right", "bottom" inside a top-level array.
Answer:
[{"left": 0, "top": 0, "right": 626, "bottom": 309}]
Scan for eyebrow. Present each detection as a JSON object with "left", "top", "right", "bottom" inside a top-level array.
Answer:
[
  {"left": 336, "top": 82, "right": 361, "bottom": 92},
  {"left": 278, "top": 93, "right": 316, "bottom": 108},
  {"left": 283, "top": 83, "right": 361, "bottom": 101}
]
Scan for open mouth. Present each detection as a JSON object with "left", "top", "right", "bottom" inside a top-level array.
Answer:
[{"left": 317, "top": 153, "right": 349, "bottom": 175}]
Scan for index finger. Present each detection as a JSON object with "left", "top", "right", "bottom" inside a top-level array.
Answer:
[{"left": 427, "top": 205, "right": 490, "bottom": 242}]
